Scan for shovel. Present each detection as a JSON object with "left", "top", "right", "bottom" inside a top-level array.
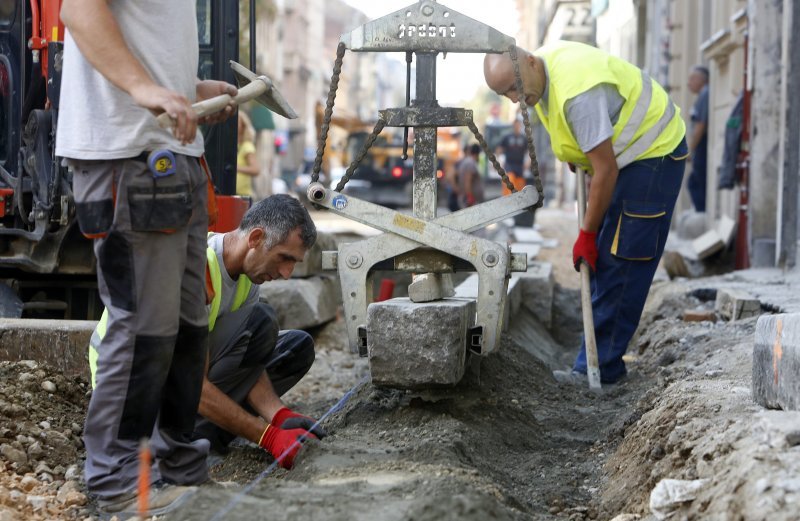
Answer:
[
  {"left": 157, "top": 61, "right": 298, "bottom": 129},
  {"left": 576, "top": 169, "right": 602, "bottom": 390}
]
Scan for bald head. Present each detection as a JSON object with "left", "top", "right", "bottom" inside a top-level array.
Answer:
[{"left": 484, "top": 46, "right": 545, "bottom": 106}]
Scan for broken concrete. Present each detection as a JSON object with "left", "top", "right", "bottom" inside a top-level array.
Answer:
[
  {"left": 715, "top": 288, "right": 761, "bottom": 321},
  {"left": 0, "top": 319, "right": 94, "bottom": 378},
  {"left": 292, "top": 232, "right": 338, "bottom": 278},
  {"left": 259, "top": 275, "right": 341, "bottom": 330},
  {"left": 366, "top": 298, "right": 474, "bottom": 388},
  {"left": 407, "top": 273, "right": 455, "bottom": 303},
  {"left": 753, "top": 313, "right": 800, "bottom": 410}
]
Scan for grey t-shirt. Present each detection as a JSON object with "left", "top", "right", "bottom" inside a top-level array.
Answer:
[
  {"left": 56, "top": 0, "right": 204, "bottom": 159},
  {"left": 690, "top": 84, "right": 709, "bottom": 135},
  {"left": 540, "top": 62, "right": 625, "bottom": 153}
]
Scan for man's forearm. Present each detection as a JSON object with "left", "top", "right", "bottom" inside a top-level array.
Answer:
[
  {"left": 199, "top": 378, "right": 266, "bottom": 444},
  {"left": 689, "top": 122, "right": 706, "bottom": 152},
  {"left": 61, "top": 0, "right": 156, "bottom": 97},
  {"left": 583, "top": 165, "right": 617, "bottom": 232}
]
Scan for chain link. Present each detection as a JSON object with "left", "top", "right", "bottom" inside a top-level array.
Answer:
[
  {"left": 466, "top": 121, "right": 515, "bottom": 193},
  {"left": 509, "top": 45, "right": 544, "bottom": 208},
  {"left": 312, "top": 42, "right": 346, "bottom": 183},
  {"left": 335, "top": 119, "right": 387, "bottom": 192}
]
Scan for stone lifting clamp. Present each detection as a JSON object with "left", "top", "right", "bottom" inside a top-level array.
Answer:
[{"left": 308, "top": 0, "right": 543, "bottom": 387}]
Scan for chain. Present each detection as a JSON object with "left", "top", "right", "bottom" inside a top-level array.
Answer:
[
  {"left": 335, "top": 119, "right": 386, "bottom": 192},
  {"left": 312, "top": 42, "right": 346, "bottom": 183},
  {"left": 466, "top": 120, "right": 515, "bottom": 193},
  {"left": 509, "top": 45, "right": 544, "bottom": 208}
]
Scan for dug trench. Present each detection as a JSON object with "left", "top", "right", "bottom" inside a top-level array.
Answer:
[{"left": 0, "top": 212, "right": 791, "bottom": 520}]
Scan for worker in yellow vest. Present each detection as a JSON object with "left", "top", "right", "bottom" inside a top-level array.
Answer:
[
  {"left": 90, "top": 195, "right": 324, "bottom": 469},
  {"left": 485, "top": 41, "right": 688, "bottom": 385}
]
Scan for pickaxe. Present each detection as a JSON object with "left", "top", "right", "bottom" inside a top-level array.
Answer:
[{"left": 157, "top": 61, "right": 297, "bottom": 128}]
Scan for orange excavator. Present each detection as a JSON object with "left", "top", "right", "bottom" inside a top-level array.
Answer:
[{"left": 0, "top": 0, "right": 251, "bottom": 318}]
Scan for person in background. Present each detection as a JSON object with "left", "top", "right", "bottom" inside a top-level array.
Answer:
[
  {"left": 236, "top": 111, "right": 259, "bottom": 198},
  {"left": 687, "top": 65, "right": 710, "bottom": 212},
  {"left": 458, "top": 143, "right": 484, "bottom": 208},
  {"left": 497, "top": 117, "right": 529, "bottom": 196}
]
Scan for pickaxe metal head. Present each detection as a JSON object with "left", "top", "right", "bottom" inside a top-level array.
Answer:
[{"left": 230, "top": 61, "right": 298, "bottom": 119}]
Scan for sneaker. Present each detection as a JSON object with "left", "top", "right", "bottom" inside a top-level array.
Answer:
[
  {"left": 552, "top": 369, "right": 588, "bottom": 385},
  {"left": 97, "top": 482, "right": 197, "bottom": 517}
]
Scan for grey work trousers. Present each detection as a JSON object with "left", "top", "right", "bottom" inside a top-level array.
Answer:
[
  {"left": 70, "top": 154, "right": 210, "bottom": 499},
  {"left": 193, "top": 302, "right": 316, "bottom": 452}
]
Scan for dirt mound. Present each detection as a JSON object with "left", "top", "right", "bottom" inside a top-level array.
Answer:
[{"left": 0, "top": 361, "right": 90, "bottom": 520}]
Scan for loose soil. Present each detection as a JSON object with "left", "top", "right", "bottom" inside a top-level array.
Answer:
[{"left": 0, "top": 208, "right": 797, "bottom": 520}]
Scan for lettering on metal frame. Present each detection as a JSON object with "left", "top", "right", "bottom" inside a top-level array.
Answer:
[
  {"left": 398, "top": 23, "right": 456, "bottom": 39},
  {"left": 393, "top": 214, "right": 425, "bottom": 234}
]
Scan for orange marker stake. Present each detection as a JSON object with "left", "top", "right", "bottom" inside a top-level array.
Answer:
[{"left": 138, "top": 438, "right": 151, "bottom": 517}]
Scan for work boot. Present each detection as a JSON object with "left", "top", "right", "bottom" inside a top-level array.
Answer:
[
  {"left": 552, "top": 369, "right": 588, "bottom": 385},
  {"left": 97, "top": 481, "right": 197, "bottom": 518}
]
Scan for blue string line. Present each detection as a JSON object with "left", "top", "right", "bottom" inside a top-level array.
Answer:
[{"left": 210, "top": 375, "right": 370, "bottom": 521}]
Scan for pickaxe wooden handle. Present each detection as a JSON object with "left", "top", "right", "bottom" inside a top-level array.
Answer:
[
  {"left": 156, "top": 77, "right": 270, "bottom": 129},
  {"left": 576, "top": 168, "right": 602, "bottom": 390}
]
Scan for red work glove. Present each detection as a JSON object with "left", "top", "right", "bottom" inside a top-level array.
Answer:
[
  {"left": 272, "top": 407, "right": 328, "bottom": 439},
  {"left": 572, "top": 229, "right": 598, "bottom": 272},
  {"left": 465, "top": 193, "right": 476, "bottom": 206},
  {"left": 258, "top": 424, "right": 317, "bottom": 469}
]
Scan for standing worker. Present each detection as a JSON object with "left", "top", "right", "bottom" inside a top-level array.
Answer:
[
  {"left": 57, "top": 0, "right": 237, "bottom": 516},
  {"left": 497, "top": 117, "right": 529, "bottom": 195},
  {"left": 687, "top": 65, "right": 710, "bottom": 212},
  {"left": 484, "top": 41, "right": 687, "bottom": 385},
  {"left": 90, "top": 195, "right": 325, "bottom": 475}
]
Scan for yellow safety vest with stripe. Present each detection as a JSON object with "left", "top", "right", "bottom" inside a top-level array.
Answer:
[
  {"left": 534, "top": 40, "right": 686, "bottom": 171},
  {"left": 88, "top": 233, "right": 253, "bottom": 388}
]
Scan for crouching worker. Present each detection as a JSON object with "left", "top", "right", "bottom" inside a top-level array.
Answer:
[{"left": 90, "top": 194, "right": 325, "bottom": 470}]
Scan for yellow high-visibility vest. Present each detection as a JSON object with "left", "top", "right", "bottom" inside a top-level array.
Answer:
[
  {"left": 89, "top": 234, "right": 252, "bottom": 388},
  {"left": 534, "top": 40, "right": 685, "bottom": 170}
]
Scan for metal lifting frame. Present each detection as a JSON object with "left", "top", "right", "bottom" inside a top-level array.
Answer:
[{"left": 308, "top": 0, "right": 541, "bottom": 357}]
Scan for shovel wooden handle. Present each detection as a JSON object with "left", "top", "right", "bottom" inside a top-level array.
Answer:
[
  {"left": 576, "top": 169, "right": 602, "bottom": 390},
  {"left": 156, "top": 78, "right": 271, "bottom": 129}
]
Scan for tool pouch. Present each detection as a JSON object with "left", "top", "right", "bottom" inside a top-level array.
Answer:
[{"left": 610, "top": 201, "right": 666, "bottom": 261}]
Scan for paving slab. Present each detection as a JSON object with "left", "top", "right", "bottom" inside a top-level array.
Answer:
[
  {"left": 367, "top": 298, "right": 475, "bottom": 388},
  {"left": 513, "top": 227, "right": 544, "bottom": 243},
  {"left": 292, "top": 232, "right": 338, "bottom": 278},
  {"left": 408, "top": 273, "right": 455, "bottom": 303},
  {"left": 692, "top": 229, "right": 725, "bottom": 259},
  {"left": 259, "top": 275, "right": 341, "bottom": 330},
  {"left": 513, "top": 261, "right": 555, "bottom": 329},
  {"left": 0, "top": 319, "right": 95, "bottom": 377},
  {"left": 715, "top": 288, "right": 761, "bottom": 321},
  {"left": 753, "top": 313, "right": 800, "bottom": 410}
]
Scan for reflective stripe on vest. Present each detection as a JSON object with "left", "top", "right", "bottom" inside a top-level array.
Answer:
[{"left": 534, "top": 41, "right": 685, "bottom": 170}]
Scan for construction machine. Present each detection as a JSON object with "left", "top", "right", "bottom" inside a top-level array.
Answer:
[
  {"left": 308, "top": 0, "right": 544, "bottom": 388},
  {"left": 0, "top": 0, "right": 257, "bottom": 318}
]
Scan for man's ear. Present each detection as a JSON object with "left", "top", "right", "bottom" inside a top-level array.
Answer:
[{"left": 247, "top": 227, "right": 265, "bottom": 249}]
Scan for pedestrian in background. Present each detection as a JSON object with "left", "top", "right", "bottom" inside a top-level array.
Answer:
[
  {"left": 56, "top": 0, "right": 237, "bottom": 516},
  {"left": 497, "top": 117, "right": 529, "bottom": 196},
  {"left": 687, "top": 65, "right": 710, "bottom": 212},
  {"left": 236, "top": 111, "right": 260, "bottom": 198},
  {"left": 458, "top": 143, "right": 484, "bottom": 208},
  {"left": 485, "top": 41, "right": 687, "bottom": 385}
]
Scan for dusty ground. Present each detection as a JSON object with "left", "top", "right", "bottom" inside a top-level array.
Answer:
[{"left": 0, "top": 207, "right": 797, "bottom": 520}]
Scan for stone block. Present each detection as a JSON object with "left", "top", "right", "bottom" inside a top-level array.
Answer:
[
  {"left": 0, "top": 319, "right": 96, "bottom": 378},
  {"left": 367, "top": 298, "right": 475, "bottom": 388},
  {"left": 292, "top": 232, "right": 338, "bottom": 278},
  {"left": 259, "top": 275, "right": 340, "bottom": 330},
  {"left": 513, "top": 227, "right": 544, "bottom": 243},
  {"left": 717, "top": 215, "right": 736, "bottom": 246},
  {"left": 408, "top": 273, "right": 455, "bottom": 303},
  {"left": 692, "top": 229, "right": 724, "bottom": 259},
  {"left": 513, "top": 261, "right": 555, "bottom": 328},
  {"left": 715, "top": 288, "right": 761, "bottom": 321},
  {"left": 753, "top": 313, "right": 800, "bottom": 410}
]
